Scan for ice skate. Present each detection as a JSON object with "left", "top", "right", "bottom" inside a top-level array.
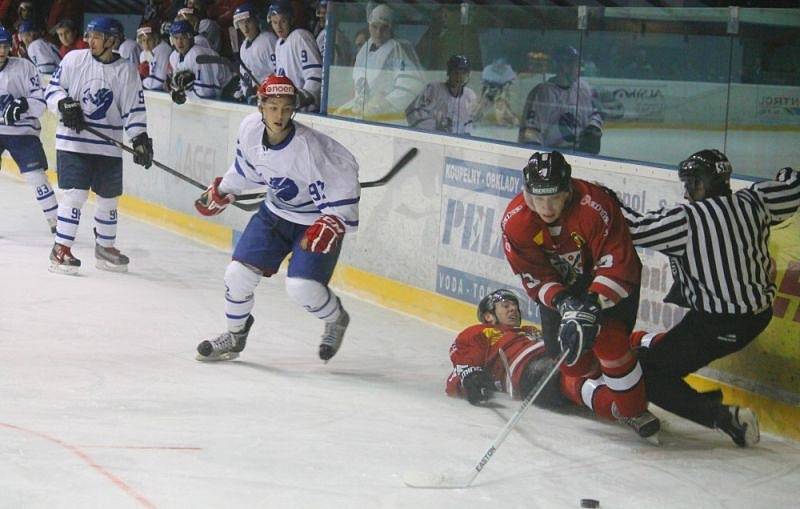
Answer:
[
  {"left": 612, "top": 402, "right": 661, "bottom": 443},
  {"left": 716, "top": 405, "right": 759, "bottom": 447},
  {"left": 196, "top": 315, "right": 254, "bottom": 362},
  {"left": 319, "top": 304, "right": 349, "bottom": 362},
  {"left": 48, "top": 243, "right": 81, "bottom": 275},
  {"left": 47, "top": 217, "right": 57, "bottom": 234},
  {"left": 95, "top": 244, "right": 130, "bottom": 273}
]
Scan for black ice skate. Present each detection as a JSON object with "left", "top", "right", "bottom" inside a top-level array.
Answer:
[
  {"left": 319, "top": 304, "right": 349, "bottom": 362},
  {"left": 196, "top": 315, "right": 255, "bottom": 362},
  {"left": 49, "top": 242, "right": 81, "bottom": 275},
  {"left": 95, "top": 244, "right": 130, "bottom": 272},
  {"left": 716, "top": 405, "right": 760, "bottom": 447},
  {"left": 612, "top": 402, "right": 661, "bottom": 443},
  {"left": 47, "top": 217, "right": 57, "bottom": 234}
]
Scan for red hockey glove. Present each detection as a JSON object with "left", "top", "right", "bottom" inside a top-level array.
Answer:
[
  {"left": 195, "top": 177, "right": 234, "bottom": 216},
  {"left": 301, "top": 215, "right": 345, "bottom": 254},
  {"left": 138, "top": 61, "right": 150, "bottom": 79}
]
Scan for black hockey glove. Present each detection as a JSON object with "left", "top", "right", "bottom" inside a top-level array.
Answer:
[
  {"left": 131, "top": 133, "right": 154, "bottom": 169},
  {"left": 3, "top": 97, "right": 28, "bottom": 125},
  {"left": 554, "top": 293, "right": 601, "bottom": 367},
  {"left": 57, "top": 97, "right": 85, "bottom": 132},
  {"left": 577, "top": 125, "right": 602, "bottom": 154},
  {"left": 295, "top": 89, "right": 315, "bottom": 110},
  {"left": 173, "top": 70, "right": 196, "bottom": 91},
  {"left": 461, "top": 366, "right": 494, "bottom": 405}
]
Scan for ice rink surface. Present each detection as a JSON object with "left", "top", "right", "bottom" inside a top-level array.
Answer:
[{"left": 2, "top": 174, "right": 799, "bottom": 509}]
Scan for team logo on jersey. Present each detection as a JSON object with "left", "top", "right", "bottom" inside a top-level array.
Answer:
[
  {"left": 81, "top": 80, "right": 114, "bottom": 121},
  {"left": 570, "top": 232, "right": 585, "bottom": 249},
  {"left": 268, "top": 177, "right": 299, "bottom": 202},
  {"left": 481, "top": 327, "right": 504, "bottom": 346}
]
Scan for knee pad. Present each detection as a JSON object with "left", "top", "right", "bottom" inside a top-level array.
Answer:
[
  {"left": 60, "top": 188, "right": 90, "bottom": 209},
  {"left": 285, "top": 277, "right": 341, "bottom": 320},
  {"left": 224, "top": 261, "right": 262, "bottom": 300},
  {"left": 94, "top": 196, "right": 120, "bottom": 215},
  {"left": 22, "top": 169, "right": 49, "bottom": 188}
]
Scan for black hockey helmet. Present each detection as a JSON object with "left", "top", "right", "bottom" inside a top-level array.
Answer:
[
  {"left": 678, "top": 149, "right": 732, "bottom": 197},
  {"left": 523, "top": 151, "right": 572, "bottom": 195},
  {"left": 477, "top": 289, "right": 520, "bottom": 322},
  {"left": 447, "top": 54, "right": 470, "bottom": 74},
  {"left": 552, "top": 45, "right": 579, "bottom": 65}
]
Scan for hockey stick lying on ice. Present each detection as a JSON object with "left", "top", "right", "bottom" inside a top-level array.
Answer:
[
  {"left": 234, "top": 147, "right": 418, "bottom": 202},
  {"left": 82, "top": 125, "right": 256, "bottom": 212},
  {"left": 403, "top": 350, "right": 569, "bottom": 489},
  {"left": 195, "top": 53, "right": 259, "bottom": 87}
]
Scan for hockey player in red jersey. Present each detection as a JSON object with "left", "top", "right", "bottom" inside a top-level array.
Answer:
[
  {"left": 447, "top": 290, "right": 758, "bottom": 446},
  {"left": 501, "top": 151, "right": 658, "bottom": 439}
]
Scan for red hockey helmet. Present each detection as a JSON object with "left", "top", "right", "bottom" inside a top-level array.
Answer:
[{"left": 257, "top": 74, "right": 297, "bottom": 101}]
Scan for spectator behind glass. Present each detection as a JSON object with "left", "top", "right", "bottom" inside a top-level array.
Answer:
[
  {"left": 53, "top": 19, "right": 87, "bottom": 58},
  {"left": 46, "top": 0, "right": 83, "bottom": 32},
  {"left": 405, "top": 54, "right": 477, "bottom": 135},
  {"left": 473, "top": 58, "right": 518, "bottom": 128},
  {"left": 518, "top": 46, "right": 603, "bottom": 155},
  {"left": 335, "top": 4, "right": 423, "bottom": 121},
  {"left": 314, "top": 0, "right": 352, "bottom": 67},
  {"left": 18, "top": 20, "right": 61, "bottom": 75}
]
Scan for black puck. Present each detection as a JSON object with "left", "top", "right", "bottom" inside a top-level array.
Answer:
[{"left": 580, "top": 499, "right": 600, "bottom": 508}]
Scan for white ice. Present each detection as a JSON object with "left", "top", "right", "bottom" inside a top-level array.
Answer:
[{"left": 2, "top": 173, "right": 799, "bottom": 509}]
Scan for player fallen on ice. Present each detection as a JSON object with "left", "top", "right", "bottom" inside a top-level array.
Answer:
[
  {"left": 502, "top": 151, "right": 659, "bottom": 441},
  {"left": 195, "top": 74, "right": 359, "bottom": 363},
  {"left": 44, "top": 16, "right": 153, "bottom": 275},
  {"left": 0, "top": 26, "right": 58, "bottom": 234},
  {"left": 448, "top": 289, "right": 760, "bottom": 447}
]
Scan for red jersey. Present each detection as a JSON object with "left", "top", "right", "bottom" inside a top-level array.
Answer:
[
  {"left": 501, "top": 178, "right": 641, "bottom": 309},
  {"left": 446, "top": 323, "right": 546, "bottom": 397}
]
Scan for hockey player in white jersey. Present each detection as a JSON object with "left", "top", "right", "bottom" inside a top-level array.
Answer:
[
  {"left": 233, "top": 3, "right": 277, "bottom": 103},
  {"left": 136, "top": 23, "right": 173, "bottom": 91},
  {"left": 17, "top": 21, "right": 61, "bottom": 75},
  {"left": 194, "top": 75, "right": 359, "bottom": 363},
  {"left": 342, "top": 4, "right": 424, "bottom": 120},
  {"left": 0, "top": 27, "right": 58, "bottom": 233},
  {"left": 518, "top": 45, "right": 603, "bottom": 154},
  {"left": 406, "top": 54, "right": 477, "bottom": 135},
  {"left": 166, "top": 20, "right": 233, "bottom": 104},
  {"left": 183, "top": 0, "right": 222, "bottom": 53},
  {"left": 269, "top": 0, "right": 323, "bottom": 111},
  {"left": 111, "top": 19, "right": 141, "bottom": 66},
  {"left": 44, "top": 17, "right": 154, "bottom": 275}
]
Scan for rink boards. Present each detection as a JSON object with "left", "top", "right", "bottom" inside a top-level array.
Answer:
[{"left": 4, "top": 90, "right": 798, "bottom": 440}]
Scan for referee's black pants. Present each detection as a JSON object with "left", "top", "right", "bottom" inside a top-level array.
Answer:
[{"left": 638, "top": 307, "right": 773, "bottom": 428}]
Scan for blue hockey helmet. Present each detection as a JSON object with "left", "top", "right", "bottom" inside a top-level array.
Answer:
[
  {"left": 0, "top": 26, "right": 12, "bottom": 45},
  {"left": 169, "top": 20, "right": 194, "bottom": 36},
  {"left": 268, "top": 0, "right": 294, "bottom": 19},
  {"left": 86, "top": 17, "right": 123, "bottom": 38},
  {"left": 447, "top": 54, "right": 470, "bottom": 73},
  {"left": 233, "top": 3, "right": 256, "bottom": 25}
]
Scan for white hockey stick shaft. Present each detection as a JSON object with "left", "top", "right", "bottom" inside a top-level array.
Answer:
[{"left": 404, "top": 350, "right": 569, "bottom": 489}]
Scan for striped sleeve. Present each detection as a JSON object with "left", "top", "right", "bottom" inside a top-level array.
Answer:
[
  {"left": 623, "top": 205, "right": 689, "bottom": 256},
  {"left": 24, "top": 62, "right": 46, "bottom": 118},
  {"left": 298, "top": 31, "right": 322, "bottom": 103},
  {"left": 749, "top": 167, "right": 800, "bottom": 226},
  {"left": 219, "top": 137, "right": 265, "bottom": 195}
]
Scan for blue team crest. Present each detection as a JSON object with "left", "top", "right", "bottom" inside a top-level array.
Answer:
[
  {"left": 81, "top": 80, "right": 114, "bottom": 120},
  {"left": 268, "top": 177, "right": 299, "bottom": 202}
]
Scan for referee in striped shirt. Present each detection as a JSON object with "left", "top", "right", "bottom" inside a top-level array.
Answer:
[{"left": 618, "top": 149, "right": 799, "bottom": 446}]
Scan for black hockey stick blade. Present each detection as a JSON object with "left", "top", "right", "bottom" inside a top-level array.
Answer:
[
  {"left": 234, "top": 147, "right": 418, "bottom": 202},
  {"left": 82, "top": 126, "right": 255, "bottom": 212}
]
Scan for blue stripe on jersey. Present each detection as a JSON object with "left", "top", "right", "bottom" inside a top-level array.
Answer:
[
  {"left": 57, "top": 215, "right": 79, "bottom": 225},
  {"left": 270, "top": 200, "right": 318, "bottom": 213},
  {"left": 194, "top": 83, "right": 220, "bottom": 89},
  {"left": 56, "top": 232, "right": 76, "bottom": 241},
  {"left": 45, "top": 90, "right": 62, "bottom": 100},
  {"left": 121, "top": 107, "right": 146, "bottom": 119},
  {"left": 234, "top": 159, "right": 246, "bottom": 178},
  {"left": 302, "top": 64, "right": 322, "bottom": 70},
  {"left": 125, "top": 123, "right": 147, "bottom": 130},
  {"left": 95, "top": 232, "right": 116, "bottom": 240},
  {"left": 86, "top": 121, "right": 123, "bottom": 130},
  {"left": 225, "top": 312, "right": 251, "bottom": 320},
  {"left": 307, "top": 77, "right": 322, "bottom": 83},
  {"left": 94, "top": 217, "right": 117, "bottom": 225},
  {"left": 236, "top": 149, "right": 258, "bottom": 171},
  {"left": 44, "top": 204, "right": 58, "bottom": 213},
  {"left": 225, "top": 295, "right": 251, "bottom": 304},
  {"left": 343, "top": 219, "right": 359, "bottom": 227},
  {"left": 29, "top": 96, "right": 46, "bottom": 104},
  {"left": 318, "top": 197, "right": 360, "bottom": 209},
  {"left": 37, "top": 191, "right": 55, "bottom": 200},
  {"left": 56, "top": 134, "right": 114, "bottom": 146}
]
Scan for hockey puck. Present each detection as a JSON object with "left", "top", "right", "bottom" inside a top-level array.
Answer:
[{"left": 580, "top": 499, "right": 600, "bottom": 508}]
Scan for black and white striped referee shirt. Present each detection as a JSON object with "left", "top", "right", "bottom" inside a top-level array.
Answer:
[{"left": 622, "top": 167, "right": 800, "bottom": 315}]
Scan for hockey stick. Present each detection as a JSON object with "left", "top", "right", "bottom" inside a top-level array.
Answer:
[
  {"left": 234, "top": 147, "right": 418, "bottom": 202},
  {"left": 196, "top": 53, "right": 259, "bottom": 88},
  {"left": 81, "top": 126, "right": 257, "bottom": 212},
  {"left": 403, "top": 350, "right": 569, "bottom": 489}
]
